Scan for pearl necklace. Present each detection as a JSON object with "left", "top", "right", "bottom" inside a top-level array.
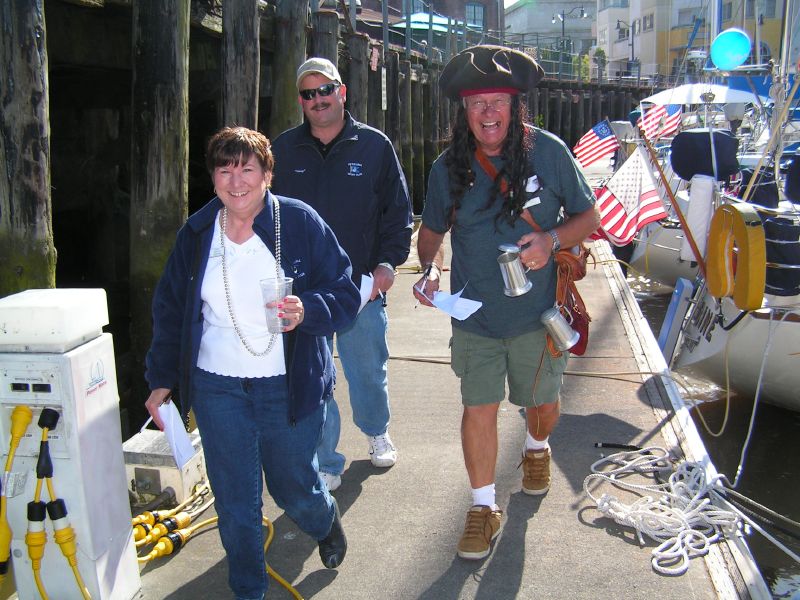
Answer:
[{"left": 220, "top": 199, "right": 281, "bottom": 356}]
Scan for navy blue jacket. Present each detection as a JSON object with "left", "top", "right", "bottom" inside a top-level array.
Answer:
[
  {"left": 271, "top": 112, "right": 413, "bottom": 278},
  {"left": 145, "top": 192, "right": 360, "bottom": 424}
]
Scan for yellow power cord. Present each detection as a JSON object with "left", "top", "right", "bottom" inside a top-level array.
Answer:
[
  {"left": 1, "top": 406, "right": 33, "bottom": 585},
  {"left": 137, "top": 512, "right": 303, "bottom": 599},
  {"left": 23, "top": 408, "right": 91, "bottom": 600}
]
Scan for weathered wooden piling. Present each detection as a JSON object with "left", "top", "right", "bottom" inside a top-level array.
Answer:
[
  {"left": 424, "top": 65, "right": 441, "bottom": 177},
  {"left": 129, "top": 1, "right": 190, "bottom": 387},
  {"left": 0, "top": 1, "right": 57, "bottom": 293},
  {"left": 411, "top": 65, "right": 425, "bottom": 214},
  {"left": 311, "top": 10, "right": 339, "bottom": 64},
  {"left": 345, "top": 33, "right": 369, "bottom": 123},
  {"left": 367, "top": 44, "right": 385, "bottom": 132},
  {"left": 386, "top": 50, "right": 402, "bottom": 162},
  {"left": 399, "top": 60, "right": 413, "bottom": 204},
  {"left": 267, "top": 0, "right": 307, "bottom": 138},
  {"left": 222, "top": 0, "right": 260, "bottom": 128}
]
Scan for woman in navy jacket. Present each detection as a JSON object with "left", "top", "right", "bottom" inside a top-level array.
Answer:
[{"left": 144, "top": 127, "right": 358, "bottom": 600}]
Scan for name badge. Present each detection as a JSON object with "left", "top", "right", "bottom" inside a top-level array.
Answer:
[{"left": 525, "top": 175, "right": 540, "bottom": 193}]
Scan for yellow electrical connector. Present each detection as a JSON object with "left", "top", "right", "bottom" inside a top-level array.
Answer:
[{"left": 0, "top": 406, "right": 33, "bottom": 584}]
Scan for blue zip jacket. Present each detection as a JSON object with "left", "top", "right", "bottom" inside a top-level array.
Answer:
[
  {"left": 145, "top": 192, "right": 360, "bottom": 424},
  {"left": 271, "top": 112, "right": 413, "bottom": 278}
]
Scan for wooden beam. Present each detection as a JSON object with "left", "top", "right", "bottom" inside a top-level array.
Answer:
[
  {"left": 0, "top": 0, "right": 56, "bottom": 294},
  {"left": 222, "top": 0, "right": 260, "bottom": 128},
  {"left": 129, "top": 0, "right": 190, "bottom": 381},
  {"left": 345, "top": 33, "right": 369, "bottom": 123},
  {"left": 267, "top": 0, "right": 307, "bottom": 138},
  {"left": 312, "top": 9, "right": 339, "bottom": 62}
]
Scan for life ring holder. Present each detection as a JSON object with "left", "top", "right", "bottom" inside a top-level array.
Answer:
[{"left": 706, "top": 202, "right": 766, "bottom": 311}]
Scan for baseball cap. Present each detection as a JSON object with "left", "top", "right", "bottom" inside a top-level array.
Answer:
[{"left": 296, "top": 57, "right": 342, "bottom": 89}]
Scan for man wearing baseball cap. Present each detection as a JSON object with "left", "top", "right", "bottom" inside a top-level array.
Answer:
[
  {"left": 413, "top": 45, "right": 599, "bottom": 560},
  {"left": 272, "top": 57, "right": 412, "bottom": 493}
]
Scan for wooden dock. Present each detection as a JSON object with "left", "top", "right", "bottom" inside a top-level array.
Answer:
[{"left": 133, "top": 239, "right": 767, "bottom": 599}]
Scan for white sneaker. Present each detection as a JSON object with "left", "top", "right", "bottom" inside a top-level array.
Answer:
[
  {"left": 368, "top": 432, "right": 397, "bottom": 468},
  {"left": 320, "top": 472, "right": 341, "bottom": 492}
]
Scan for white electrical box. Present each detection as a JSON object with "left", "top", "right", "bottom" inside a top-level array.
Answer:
[
  {"left": 0, "top": 289, "right": 140, "bottom": 599},
  {"left": 123, "top": 428, "right": 206, "bottom": 506}
]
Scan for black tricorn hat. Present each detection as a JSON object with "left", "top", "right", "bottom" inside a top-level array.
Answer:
[{"left": 439, "top": 45, "right": 544, "bottom": 102}]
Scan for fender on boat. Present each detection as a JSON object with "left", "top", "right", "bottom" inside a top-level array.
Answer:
[{"left": 706, "top": 203, "right": 766, "bottom": 310}]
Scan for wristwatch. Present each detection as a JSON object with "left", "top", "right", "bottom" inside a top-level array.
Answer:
[
  {"left": 377, "top": 262, "right": 394, "bottom": 272},
  {"left": 547, "top": 230, "right": 561, "bottom": 254}
]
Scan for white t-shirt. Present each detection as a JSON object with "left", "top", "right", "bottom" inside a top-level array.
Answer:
[{"left": 197, "top": 214, "right": 286, "bottom": 378}]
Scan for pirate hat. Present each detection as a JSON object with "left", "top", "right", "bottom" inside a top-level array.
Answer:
[{"left": 439, "top": 45, "right": 544, "bottom": 102}]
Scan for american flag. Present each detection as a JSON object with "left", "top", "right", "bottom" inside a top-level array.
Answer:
[
  {"left": 573, "top": 119, "right": 620, "bottom": 168},
  {"left": 594, "top": 147, "right": 668, "bottom": 245},
  {"left": 637, "top": 104, "right": 683, "bottom": 140}
]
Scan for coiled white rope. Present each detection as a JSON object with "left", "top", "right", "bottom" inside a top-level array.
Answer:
[{"left": 583, "top": 447, "right": 741, "bottom": 576}]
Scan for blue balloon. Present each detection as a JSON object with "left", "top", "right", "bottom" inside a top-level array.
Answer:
[{"left": 710, "top": 28, "right": 752, "bottom": 70}]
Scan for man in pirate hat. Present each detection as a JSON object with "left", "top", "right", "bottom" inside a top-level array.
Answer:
[{"left": 413, "top": 45, "right": 599, "bottom": 560}]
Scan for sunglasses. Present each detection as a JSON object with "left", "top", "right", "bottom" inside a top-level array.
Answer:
[{"left": 299, "top": 83, "right": 340, "bottom": 101}]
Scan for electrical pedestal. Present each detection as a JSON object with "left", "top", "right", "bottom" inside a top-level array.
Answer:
[{"left": 0, "top": 289, "right": 140, "bottom": 599}]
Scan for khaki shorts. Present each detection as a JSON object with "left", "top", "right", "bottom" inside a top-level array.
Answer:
[{"left": 450, "top": 327, "right": 568, "bottom": 407}]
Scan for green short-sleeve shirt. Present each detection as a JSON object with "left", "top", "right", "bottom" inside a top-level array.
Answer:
[{"left": 422, "top": 127, "right": 595, "bottom": 338}]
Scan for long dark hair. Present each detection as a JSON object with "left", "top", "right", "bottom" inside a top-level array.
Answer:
[{"left": 443, "top": 95, "right": 534, "bottom": 229}]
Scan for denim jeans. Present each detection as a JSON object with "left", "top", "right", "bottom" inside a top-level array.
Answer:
[
  {"left": 317, "top": 298, "right": 391, "bottom": 475},
  {"left": 191, "top": 367, "right": 334, "bottom": 600}
]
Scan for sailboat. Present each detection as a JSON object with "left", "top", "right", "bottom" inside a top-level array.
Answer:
[{"left": 659, "top": 24, "right": 800, "bottom": 412}]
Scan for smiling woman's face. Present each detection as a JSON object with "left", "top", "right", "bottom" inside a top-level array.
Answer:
[
  {"left": 212, "top": 154, "right": 270, "bottom": 219},
  {"left": 464, "top": 92, "right": 513, "bottom": 157}
]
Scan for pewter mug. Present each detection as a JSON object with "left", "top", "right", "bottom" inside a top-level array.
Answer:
[
  {"left": 497, "top": 243, "right": 532, "bottom": 297},
  {"left": 541, "top": 306, "right": 580, "bottom": 351}
]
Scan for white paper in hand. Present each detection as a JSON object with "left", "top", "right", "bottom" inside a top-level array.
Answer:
[
  {"left": 413, "top": 283, "right": 482, "bottom": 321},
  {"left": 358, "top": 274, "right": 374, "bottom": 313},
  {"left": 158, "top": 401, "right": 194, "bottom": 469}
]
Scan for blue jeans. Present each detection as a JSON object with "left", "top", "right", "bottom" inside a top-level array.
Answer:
[
  {"left": 191, "top": 368, "right": 334, "bottom": 600},
  {"left": 317, "top": 298, "right": 391, "bottom": 475}
]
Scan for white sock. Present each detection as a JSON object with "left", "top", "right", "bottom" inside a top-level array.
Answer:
[
  {"left": 471, "top": 483, "right": 496, "bottom": 509},
  {"left": 525, "top": 432, "right": 549, "bottom": 453}
]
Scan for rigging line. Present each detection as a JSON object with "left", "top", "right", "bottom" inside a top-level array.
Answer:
[
  {"left": 709, "top": 489, "right": 800, "bottom": 563},
  {"left": 731, "top": 307, "right": 792, "bottom": 488}
]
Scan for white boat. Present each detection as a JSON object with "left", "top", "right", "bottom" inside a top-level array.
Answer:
[{"left": 667, "top": 193, "right": 800, "bottom": 412}]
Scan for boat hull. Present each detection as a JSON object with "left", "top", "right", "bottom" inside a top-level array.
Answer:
[{"left": 674, "top": 286, "right": 800, "bottom": 412}]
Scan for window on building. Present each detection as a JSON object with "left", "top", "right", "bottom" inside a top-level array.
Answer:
[
  {"left": 722, "top": 2, "right": 732, "bottom": 21},
  {"left": 599, "top": 27, "right": 607, "bottom": 45},
  {"left": 764, "top": 0, "right": 776, "bottom": 18},
  {"left": 746, "top": 0, "right": 755, "bottom": 17},
  {"left": 642, "top": 14, "right": 654, "bottom": 31},
  {"left": 678, "top": 8, "right": 701, "bottom": 26},
  {"left": 412, "top": 0, "right": 426, "bottom": 13},
  {"left": 465, "top": 3, "right": 485, "bottom": 28},
  {"left": 617, "top": 25, "right": 629, "bottom": 41}
]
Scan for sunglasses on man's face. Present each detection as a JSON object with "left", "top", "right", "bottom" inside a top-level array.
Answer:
[{"left": 299, "top": 83, "right": 340, "bottom": 101}]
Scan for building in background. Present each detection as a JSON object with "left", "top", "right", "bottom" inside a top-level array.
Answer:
[{"left": 504, "top": 0, "right": 784, "bottom": 85}]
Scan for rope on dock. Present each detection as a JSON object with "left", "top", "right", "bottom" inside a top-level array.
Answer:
[{"left": 583, "top": 448, "right": 740, "bottom": 576}]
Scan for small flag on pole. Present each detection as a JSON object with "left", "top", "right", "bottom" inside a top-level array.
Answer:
[
  {"left": 573, "top": 120, "right": 621, "bottom": 168},
  {"left": 594, "top": 147, "right": 668, "bottom": 245},
  {"left": 637, "top": 104, "right": 683, "bottom": 140}
]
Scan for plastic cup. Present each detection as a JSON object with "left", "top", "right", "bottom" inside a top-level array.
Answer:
[{"left": 259, "top": 276, "right": 293, "bottom": 333}]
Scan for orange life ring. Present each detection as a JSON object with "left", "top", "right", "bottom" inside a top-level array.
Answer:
[{"left": 706, "top": 203, "right": 766, "bottom": 310}]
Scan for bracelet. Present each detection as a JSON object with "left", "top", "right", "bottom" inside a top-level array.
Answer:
[
  {"left": 377, "top": 262, "right": 395, "bottom": 272},
  {"left": 546, "top": 230, "right": 561, "bottom": 255},
  {"left": 423, "top": 263, "right": 441, "bottom": 277}
]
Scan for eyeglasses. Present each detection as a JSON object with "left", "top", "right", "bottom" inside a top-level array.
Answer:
[
  {"left": 299, "top": 83, "right": 340, "bottom": 101},
  {"left": 465, "top": 97, "right": 512, "bottom": 113}
]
